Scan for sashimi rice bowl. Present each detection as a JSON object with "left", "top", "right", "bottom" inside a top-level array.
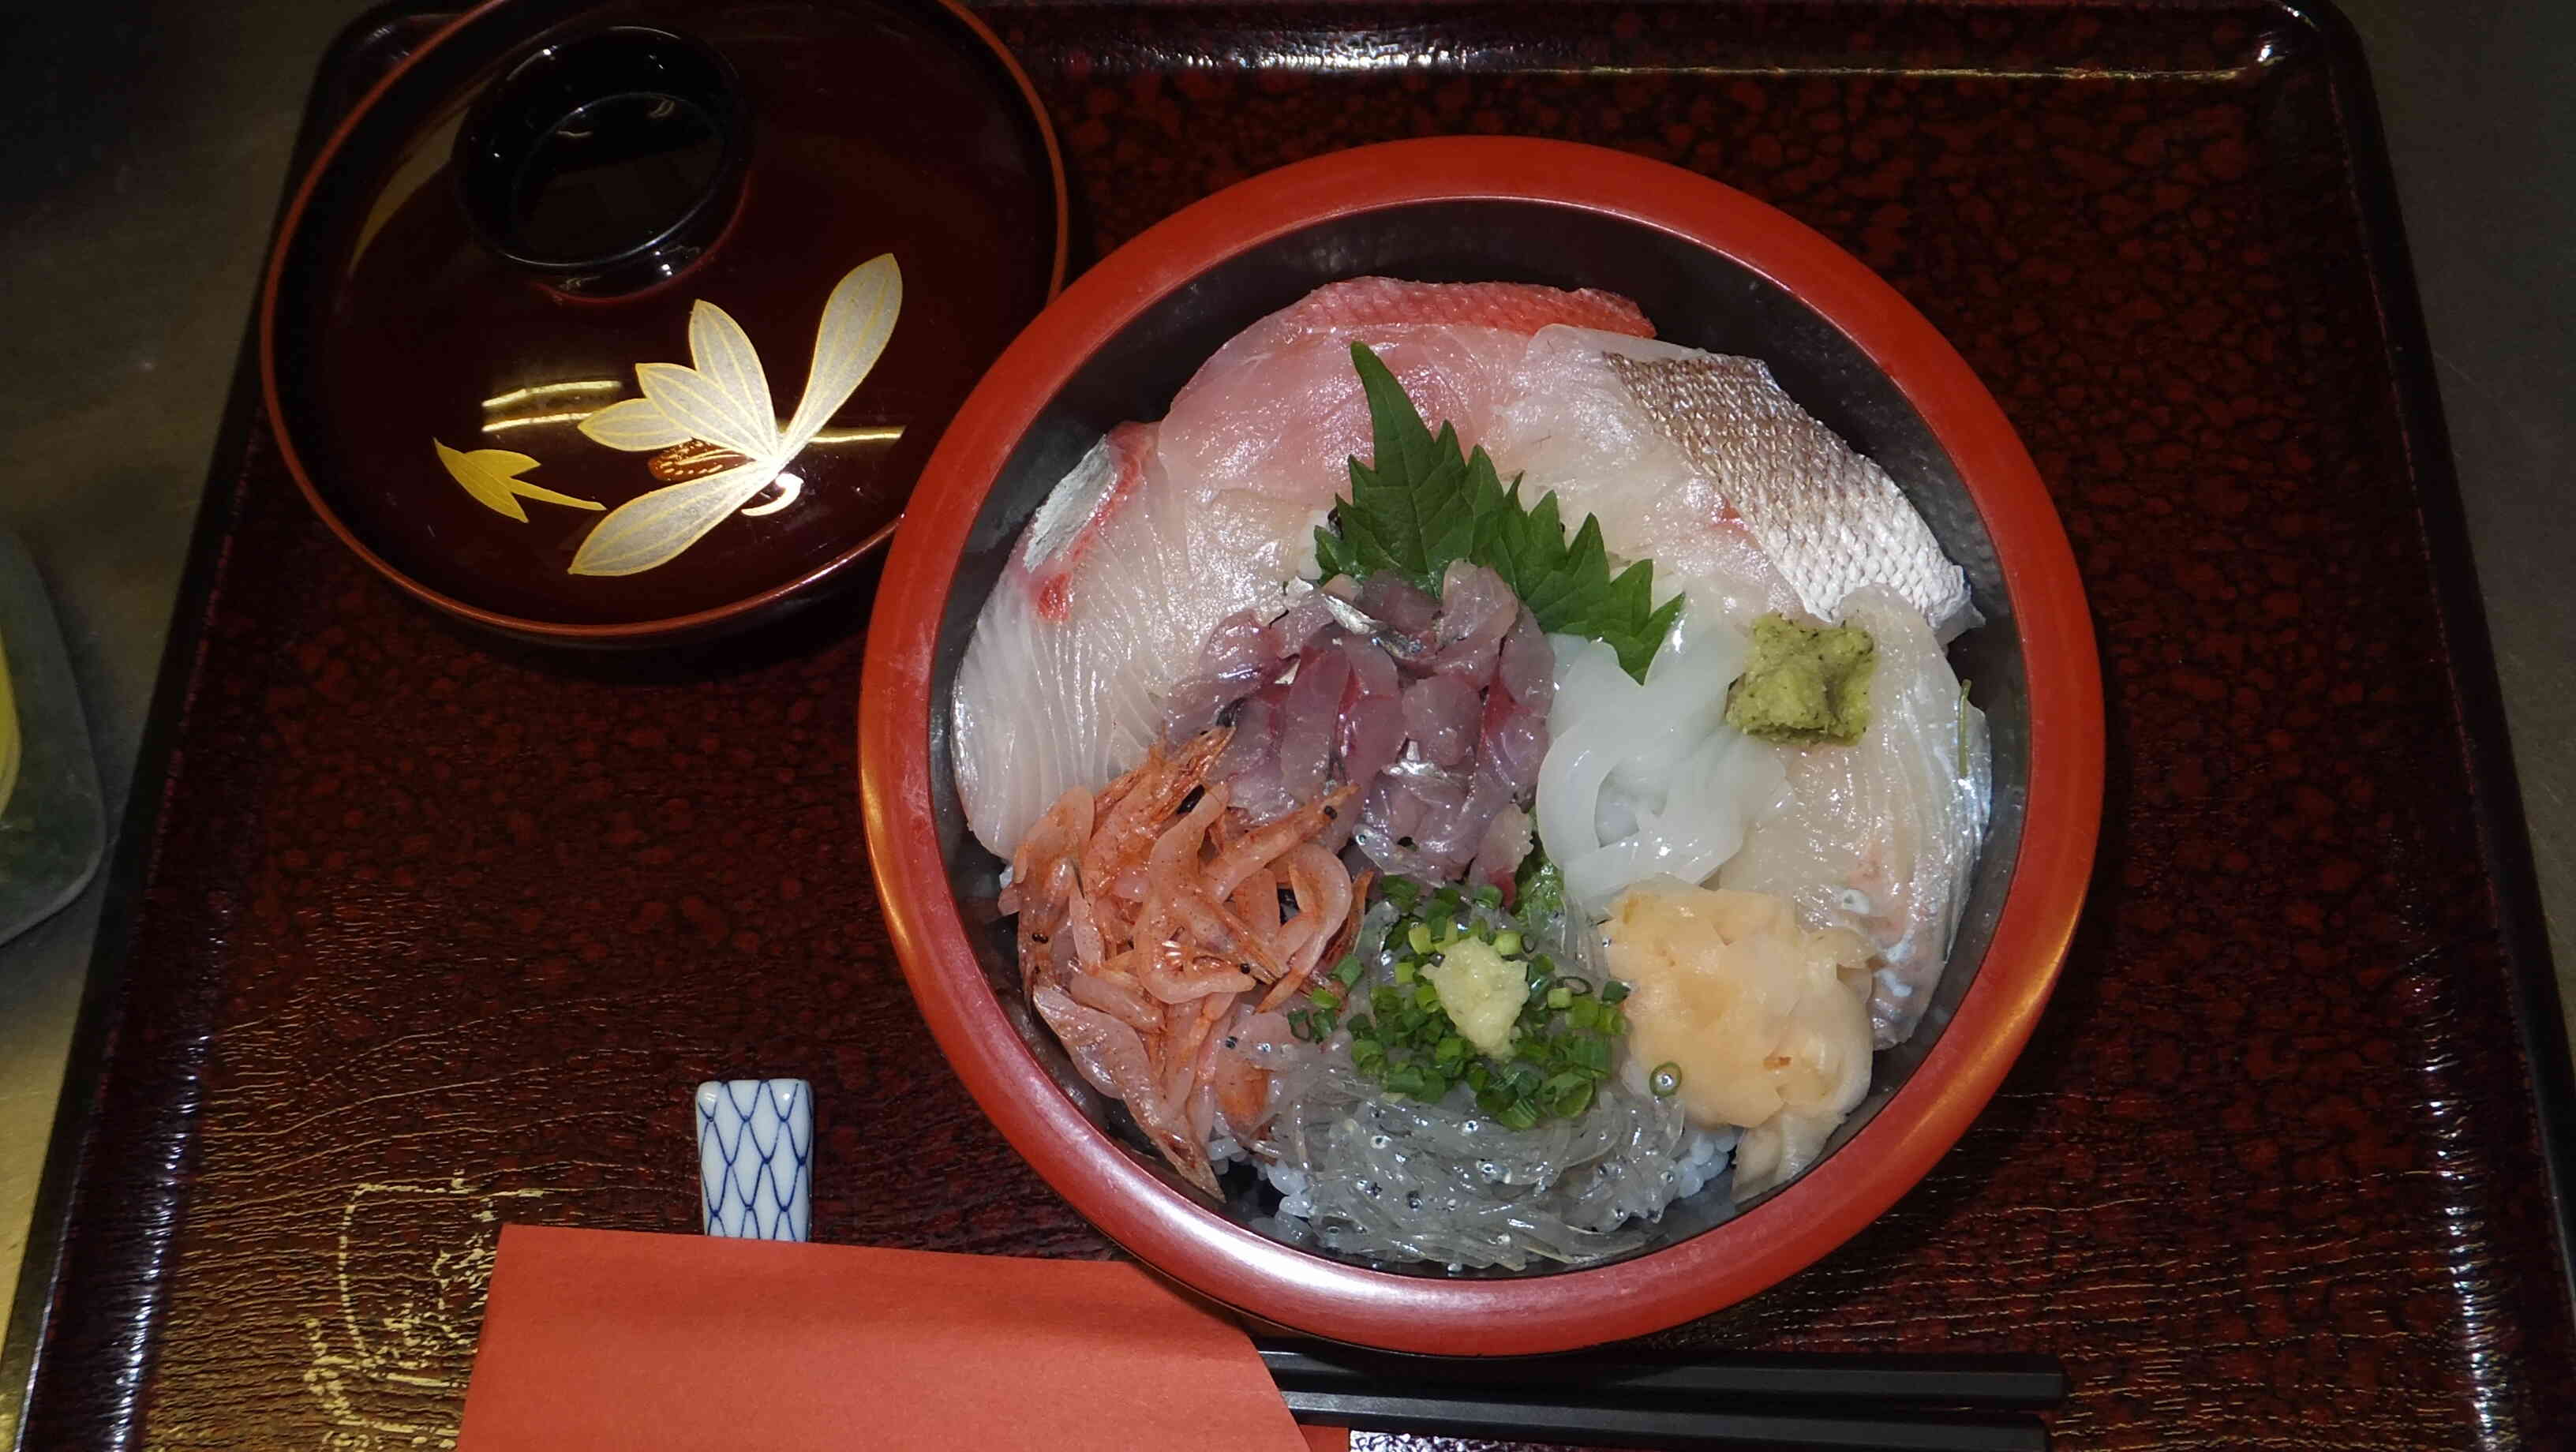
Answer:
[{"left": 862, "top": 139, "right": 2100, "bottom": 1351}]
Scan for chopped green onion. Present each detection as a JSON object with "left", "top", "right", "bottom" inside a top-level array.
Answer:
[
  {"left": 1541, "top": 1072, "right": 1595, "bottom": 1117},
  {"left": 1331, "top": 871, "right": 1646, "bottom": 1127}
]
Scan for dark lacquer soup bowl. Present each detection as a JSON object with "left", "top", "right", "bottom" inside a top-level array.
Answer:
[
  {"left": 859, "top": 137, "right": 2104, "bottom": 1354},
  {"left": 260, "top": 0, "right": 1065, "bottom": 646}
]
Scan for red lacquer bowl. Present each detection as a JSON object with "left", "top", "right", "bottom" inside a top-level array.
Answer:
[{"left": 859, "top": 137, "right": 2104, "bottom": 1354}]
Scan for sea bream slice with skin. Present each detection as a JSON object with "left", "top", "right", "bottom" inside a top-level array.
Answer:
[
  {"left": 952, "top": 280, "right": 1656, "bottom": 861},
  {"left": 1605, "top": 348, "right": 1972, "bottom": 636},
  {"left": 1481, "top": 327, "right": 1804, "bottom": 631},
  {"left": 1481, "top": 327, "right": 1972, "bottom": 638}
]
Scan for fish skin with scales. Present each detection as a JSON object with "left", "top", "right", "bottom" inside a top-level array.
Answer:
[{"left": 1607, "top": 352, "right": 1975, "bottom": 634}]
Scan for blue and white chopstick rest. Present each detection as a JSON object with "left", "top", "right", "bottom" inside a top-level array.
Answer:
[{"left": 695, "top": 1079, "right": 811, "bottom": 1241}]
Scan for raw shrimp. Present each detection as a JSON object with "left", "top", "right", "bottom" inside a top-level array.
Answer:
[{"left": 997, "top": 727, "right": 1359, "bottom": 1196}]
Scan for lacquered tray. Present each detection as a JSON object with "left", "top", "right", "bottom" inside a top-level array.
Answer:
[{"left": 9, "top": 2, "right": 2572, "bottom": 1447}]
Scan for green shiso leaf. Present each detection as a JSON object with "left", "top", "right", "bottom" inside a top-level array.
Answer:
[{"left": 1312, "top": 343, "right": 1683, "bottom": 683}]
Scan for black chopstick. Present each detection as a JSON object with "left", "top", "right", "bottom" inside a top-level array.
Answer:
[
  {"left": 1260, "top": 1341, "right": 2069, "bottom": 1409},
  {"left": 1279, "top": 1385, "right": 2050, "bottom": 1451}
]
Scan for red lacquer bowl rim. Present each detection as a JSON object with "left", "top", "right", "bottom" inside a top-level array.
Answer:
[
  {"left": 859, "top": 136, "right": 2104, "bottom": 1355},
  {"left": 256, "top": 0, "right": 1069, "bottom": 645}
]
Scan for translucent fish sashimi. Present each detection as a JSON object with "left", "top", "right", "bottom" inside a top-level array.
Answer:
[
  {"left": 1716, "top": 586, "right": 1990, "bottom": 1046},
  {"left": 953, "top": 424, "right": 1318, "bottom": 859},
  {"left": 1241, "top": 275, "right": 1656, "bottom": 339}
]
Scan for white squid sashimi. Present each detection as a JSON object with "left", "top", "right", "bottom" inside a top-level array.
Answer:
[
  {"left": 1717, "top": 586, "right": 1991, "bottom": 1046},
  {"left": 1536, "top": 590, "right": 1789, "bottom": 914}
]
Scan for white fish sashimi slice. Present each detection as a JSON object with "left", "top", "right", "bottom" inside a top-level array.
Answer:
[
  {"left": 1605, "top": 348, "right": 1975, "bottom": 638},
  {"left": 1716, "top": 586, "right": 1990, "bottom": 1047},
  {"left": 1484, "top": 325, "right": 1971, "bottom": 638},
  {"left": 1485, "top": 327, "right": 1805, "bottom": 630},
  {"left": 951, "top": 424, "right": 1316, "bottom": 859}
]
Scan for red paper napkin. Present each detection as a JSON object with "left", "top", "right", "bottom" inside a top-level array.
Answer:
[{"left": 458, "top": 1226, "right": 1341, "bottom": 1452}]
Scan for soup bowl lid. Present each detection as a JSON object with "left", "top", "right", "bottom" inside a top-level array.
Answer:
[{"left": 262, "top": 0, "right": 1066, "bottom": 642}]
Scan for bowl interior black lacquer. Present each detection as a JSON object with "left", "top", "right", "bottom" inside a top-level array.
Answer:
[{"left": 924, "top": 200, "right": 2029, "bottom": 1274}]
